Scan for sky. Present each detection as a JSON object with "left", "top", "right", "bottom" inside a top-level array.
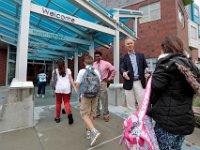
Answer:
[{"left": 194, "top": 0, "right": 200, "bottom": 6}]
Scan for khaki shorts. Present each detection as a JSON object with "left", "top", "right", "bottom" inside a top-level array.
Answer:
[{"left": 80, "top": 96, "right": 98, "bottom": 118}]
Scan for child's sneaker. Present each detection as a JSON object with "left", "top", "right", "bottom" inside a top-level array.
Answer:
[
  {"left": 90, "top": 129, "right": 100, "bottom": 146},
  {"left": 86, "top": 129, "right": 91, "bottom": 139},
  {"left": 36, "top": 94, "right": 39, "bottom": 98},
  {"left": 42, "top": 95, "right": 45, "bottom": 98}
]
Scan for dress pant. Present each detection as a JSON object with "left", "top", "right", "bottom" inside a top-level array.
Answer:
[
  {"left": 97, "top": 81, "right": 109, "bottom": 116},
  {"left": 124, "top": 80, "right": 144, "bottom": 115}
]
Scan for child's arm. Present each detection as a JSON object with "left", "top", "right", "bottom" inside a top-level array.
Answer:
[
  {"left": 75, "top": 83, "right": 80, "bottom": 94},
  {"left": 69, "top": 75, "right": 77, "bottom": 93},
  {"left": 75, "top": 82, "right": 81, "bottom": 103}
]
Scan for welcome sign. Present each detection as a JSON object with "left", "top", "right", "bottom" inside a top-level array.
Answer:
[
  {"left": 42, "top": 7, "right": 75, "bottom": 23},
  {"left": 30, "top": 3, "right": 115, "bottom": 35}
]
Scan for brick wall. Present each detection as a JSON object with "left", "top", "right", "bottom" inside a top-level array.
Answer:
[
  {"left": 124, "top": 0, "right": 189, "bottom": 58},
  {"left": 191, "top": 49, "right": 198, "bottom": 63},
  {"left": 0, "top": 49, "right": 7, "bottom": 86},
  {"left": 92, "top": 0, "right": 189, "bottom": 60}
]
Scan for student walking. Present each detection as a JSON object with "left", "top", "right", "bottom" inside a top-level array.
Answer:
[
  {"left": 36, "top": 69, "right": 47, "bottom": 98},
  {"left": 75, "top": 55, "right": 101, "bottom": 146},
  {"left": 52, "top": 59, "right": 77, "bottom": 125}
]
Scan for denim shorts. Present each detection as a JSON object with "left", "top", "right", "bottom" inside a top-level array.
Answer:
[{"left": 154, "top": 123, "right": 185, "bottom": 150}]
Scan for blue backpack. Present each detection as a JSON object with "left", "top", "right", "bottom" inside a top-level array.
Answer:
[{"left": 82, "top": 66, "right": 100, "bottom": 98}]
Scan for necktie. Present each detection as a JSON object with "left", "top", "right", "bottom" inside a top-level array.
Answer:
[{"left": 98, "top": 62, "right": 102, "bottom": 79}]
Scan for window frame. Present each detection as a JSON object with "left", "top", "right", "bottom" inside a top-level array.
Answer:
[
  {"left": 139, "top": 2, "right": 161, "bottom": 24},
  {"left": 178, "top": 4, "right": 185, "bottom": 29},
  {"left": 191, "top": 25, "right": 197, "bottom": 40},
  {"left": 194, "top": 6, "right": 199, "bottom": 17}
]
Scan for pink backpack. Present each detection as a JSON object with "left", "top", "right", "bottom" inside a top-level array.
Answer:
[{"left": 120, "top": 77, "right": 160, "bottom": 150}]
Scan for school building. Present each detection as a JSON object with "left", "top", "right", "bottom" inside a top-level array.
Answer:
[
  {"left": 96, "top": 0, "right": 197, "bottom": 70},
  {"left": 0, "top": 0, "right": 195, "bottom": 86}
]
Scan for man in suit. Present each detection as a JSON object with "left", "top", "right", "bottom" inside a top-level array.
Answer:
[{"left": 120, "top": 37, "right": 148, "bottom": 114}]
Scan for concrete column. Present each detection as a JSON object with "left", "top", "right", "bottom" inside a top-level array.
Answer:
[
  {"left": 74, "top": 48, "right": 78, "bottom": 79},
  {"left": 89, "top": 35, "right": 94, "bottom": 58},
  {"left": 65, "top": 55, "right": 68, "bottom": 68},
  {"left": 113, "top": 12, "right": 120, "bottom": 84},
  {"left": 44, "top": 60, "right": 46, "bottom": 73},
  {"left": 108, "top": 11, "right": 126, "bottom": 107},
  {"left": 134, "top": 18, "right": 138, "bottom": 38},
  {"left": 1, "top": 0, "right": 35, "bottom": 133},
  {"left": 15, "top": 0, "right": 31, "bottom": 81}
]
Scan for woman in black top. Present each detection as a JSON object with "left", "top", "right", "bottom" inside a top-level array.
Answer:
[{"left": 147, "top": 35, "right": 199, "bottom": 150}]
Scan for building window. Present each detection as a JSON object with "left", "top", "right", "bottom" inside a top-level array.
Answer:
[
  {"left": 194, "top": 7, "right": 199, "bottom": 17},
  {"left": 178, "top": 5, "right": 185, "bottom": 28},
  {"left": 191, "top": 26, "right": 197, "bottom": 40},
  {"left": 139, "top": 2, "right": 161, "bottom": 24},
  {"left": 199, "top": 25, "right": 200, "bottom": 37},
  {"left": 9, "top": 45, "right": 16, "bottom": 61}
]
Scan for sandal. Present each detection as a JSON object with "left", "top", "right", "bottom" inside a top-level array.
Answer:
[
  {"left": 103, "top": 115, "right": 109, "bottom": 122},
  {"left": 94, "top": 114, "right": 100, "bottom": 119}
]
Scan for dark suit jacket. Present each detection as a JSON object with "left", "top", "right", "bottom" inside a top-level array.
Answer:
[{"left": 120, "top": 52, "right": 147, "bottom": 90}]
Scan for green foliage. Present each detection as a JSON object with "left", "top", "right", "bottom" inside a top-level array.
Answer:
[
  {"left": 195, "top": 116, "right": 200, "bottom": 128},
  {"left": 193, "top": 95, "right": 200, "bottom": 107},
  {"left": 182, "top": 0, "right": 193, "bottom": 5}
]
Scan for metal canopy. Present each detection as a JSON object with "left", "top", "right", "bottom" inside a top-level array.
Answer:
[{"left": 0, "top": 0, "right": 140, "bottom": 61}]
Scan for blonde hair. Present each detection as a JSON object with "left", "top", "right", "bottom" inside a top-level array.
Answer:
[{"left": 84, "top": 55, "right": 93, "bottom": 65}]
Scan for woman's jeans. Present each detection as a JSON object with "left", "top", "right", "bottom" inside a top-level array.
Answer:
[
  {"left": 37, "top": 82, "right": 46, "bottom": 95},
  {"left": 155, "top": 123, "right": 185, "bottom": 150}
]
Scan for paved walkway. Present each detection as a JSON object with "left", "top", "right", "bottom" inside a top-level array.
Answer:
[{"left": 0, "top": 86, "right": 200, "bottom": 150}]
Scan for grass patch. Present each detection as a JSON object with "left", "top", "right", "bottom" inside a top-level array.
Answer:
[{"left": 193, "top": 95, "right": 200, "bottom": 128}]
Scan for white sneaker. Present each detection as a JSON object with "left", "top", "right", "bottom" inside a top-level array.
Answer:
[
  {"left": 42, "top": 95, "right": 45, "bottom": 98},
  {"left": 36, "top": 94, "right": 39, "bottom": 97},
  {"left": 86, "top": 129, "right": 91, "bottom": 140},
  {"left": 90, "top": 129, "right": 100, "bottom": 146}
]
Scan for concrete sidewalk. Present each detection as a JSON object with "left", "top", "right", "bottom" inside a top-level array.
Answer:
[
  {"left": 0, "top": 106, "right": 125, "bottom": 150},
  {"left": 0, "top": 105, "right": 200, "bottom": 150},
  {"left": 0, "top": 86, "right": 199, "bottom": 150}
]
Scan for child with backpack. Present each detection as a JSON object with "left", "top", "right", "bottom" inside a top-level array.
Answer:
[
  {"left": 36, "top": 68, "right": 47, "bottom": 98},
  {"left": 75, "top": 55, "right": 101, "bottom": 146}
]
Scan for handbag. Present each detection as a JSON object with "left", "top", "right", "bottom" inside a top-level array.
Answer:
[
  {"left": 120, "top": 76, "right": 159, "bottom": 150},
  {"left": 50, "top": 69, "right": 57, "bottom": 90}
]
